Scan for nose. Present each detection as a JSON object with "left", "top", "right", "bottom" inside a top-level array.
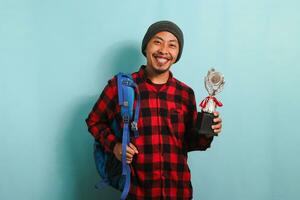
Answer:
[{"left": 158, "top": 43, "right": 168, "bottom": 54}]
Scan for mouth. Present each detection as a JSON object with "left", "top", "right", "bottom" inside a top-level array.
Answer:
[{"left": 153, "top": 54, "right": 171, "bottom": 66}]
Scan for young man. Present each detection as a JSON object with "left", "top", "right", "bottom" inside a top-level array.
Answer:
[{"left": 86, "top": 21, "right": 222, "bottom": 200}]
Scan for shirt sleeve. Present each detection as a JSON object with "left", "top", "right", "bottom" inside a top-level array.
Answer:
[
  {"left": 85, "top": 77, "right": 120, "bottom": 153},
  {"left": 185, "top": 88, "right": 214, "bottom": 152}
]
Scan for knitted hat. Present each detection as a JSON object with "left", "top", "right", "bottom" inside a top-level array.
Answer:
[{"left": 142, "top": 20, "right": 184, "bottom": 63}]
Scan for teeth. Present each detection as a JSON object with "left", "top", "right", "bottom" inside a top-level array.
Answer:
[{"left": 156, "top": 57, "right": 168, "bottom": 64}]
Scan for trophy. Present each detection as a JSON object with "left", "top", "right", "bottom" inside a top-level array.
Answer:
[{"left": 196, "top": 68, "right": 225, "bottom": 137}]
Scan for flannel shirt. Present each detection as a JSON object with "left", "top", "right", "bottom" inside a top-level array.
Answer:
[{"left": 86, "top": 65, "right": 213, "bottom": 200}]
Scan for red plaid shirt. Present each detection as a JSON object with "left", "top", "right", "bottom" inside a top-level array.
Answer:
[{"left": 86, "top": 66, "right": 213, "bottom": 200}]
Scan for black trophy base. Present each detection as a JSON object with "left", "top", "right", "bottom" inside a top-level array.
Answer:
[{"left": 196, "top": 111, "right": 218, "bottom": 137}]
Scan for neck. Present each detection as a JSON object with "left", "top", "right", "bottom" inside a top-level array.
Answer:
[{"left": 145, "top": 66, "right": 170, "bottom": 84}]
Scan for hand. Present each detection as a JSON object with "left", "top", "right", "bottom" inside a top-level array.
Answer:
[
  {"left": 212, "top": 111, "right": 222, "bottom": 135},
  {"left": 113, "top": 142, "right": 139, "bottom": 164}
]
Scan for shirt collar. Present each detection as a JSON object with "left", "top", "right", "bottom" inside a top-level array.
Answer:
[{"left": 137, "top": 65, "right": 174, "bottom": 85}]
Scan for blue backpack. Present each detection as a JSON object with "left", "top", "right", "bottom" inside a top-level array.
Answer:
[{"left": 93, "top": 73, "right": 140, "bottom": 200}]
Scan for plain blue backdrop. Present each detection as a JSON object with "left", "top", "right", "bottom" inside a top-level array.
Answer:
[{"left": 1, "top": 0, "right": 300, "bottom": 199}]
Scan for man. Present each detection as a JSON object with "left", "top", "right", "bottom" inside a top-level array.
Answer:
[{"left": 86, "top": 21, "right": 222, "bottom": 200}]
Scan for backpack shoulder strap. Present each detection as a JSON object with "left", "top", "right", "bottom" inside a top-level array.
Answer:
[
  {"left": 116, "top": 72, "right": 140, "bottom": 200},
  {"left": 116, "top": 73, "right": 140, "bottom": 137}
]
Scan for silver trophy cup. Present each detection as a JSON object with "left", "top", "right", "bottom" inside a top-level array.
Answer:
[{"left": 196, "top": 68, "right": 225, "bottom": 137}]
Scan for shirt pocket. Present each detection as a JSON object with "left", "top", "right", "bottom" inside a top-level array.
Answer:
[{"left": 168, "top": 108, "right": 185, "bottom": 140}]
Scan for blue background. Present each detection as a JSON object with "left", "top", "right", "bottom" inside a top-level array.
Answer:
[{"left": 1, "top": 0, "right": 299, "bottom": 199}]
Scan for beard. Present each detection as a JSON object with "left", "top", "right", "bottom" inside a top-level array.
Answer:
[
  {"left": 149, "top": 52, "right": 174, "bottom": 74},
  {"left": 152, "top": 65, "right": 172, "bottom": 74}
]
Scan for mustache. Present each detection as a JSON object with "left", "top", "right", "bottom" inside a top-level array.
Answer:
[{"left": 153, "top": 52, "right": 172, "bottom": 60}]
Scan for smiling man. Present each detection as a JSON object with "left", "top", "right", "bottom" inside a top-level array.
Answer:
[{"left": 86, "top": 21, "right": 222, "bottom": 200}]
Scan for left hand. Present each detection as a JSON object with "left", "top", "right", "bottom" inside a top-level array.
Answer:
[{"left": 212, "top": 111, "right": 222, "bottom": 135}]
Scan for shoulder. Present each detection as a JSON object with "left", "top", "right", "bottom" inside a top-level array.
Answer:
[
  {"left": 105, "top": 75, "right": 118, "bottom": 89},
  {"left": 131, "top": 70, "right": 142, "bottom": 83},
  {"left": 101, "top": 75, "right": 118, "bottom": 97}
]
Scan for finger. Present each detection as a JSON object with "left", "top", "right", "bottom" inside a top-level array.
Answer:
[
  {"left": 214, "top": 128, "right": 222, "bottom": 134},
  {"left": 213, "top": 117, "right": 222, "bottom": 123},
  {"left": 213, "top": 111, "right": 219, "bottom": 117},
  {"left": 129, "top": 143, "right": 139, "bottom": 154},
  {"left": 126, "top": 157, "right": 133, "bottom": 164},
  {"left": 212, "top": 123, "right": 222, "bottom": 130},
  {"left": 114, "top": 143, "right": 123, "bottom": 156},
  {"left": 126, "top": 159, "right": 132, "bottom": 164},
  {"left": 116, "top": 155, "right": 122, "bottom": 161},
  {"left": 126, "top": 152, "right": 134, "bottom": 159},
  {"left": 126, "top": 156, "right": 133, "bottom": 161},
  {"left": 126, "top": 145, "right": 136, "bottom": 155}
]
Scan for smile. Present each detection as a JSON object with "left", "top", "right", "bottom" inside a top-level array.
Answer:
[{"left": 154, "top": 55, "right": 171, "bottom": 65}]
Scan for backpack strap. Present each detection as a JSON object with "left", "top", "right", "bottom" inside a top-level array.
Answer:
[
  {"left": 117, "top": 73, "right": 140, "bottom": 137},
  {"left": 120, "top": 113, "right": 130, "bottom": 200},
  {"left": 127, "top": 78, "right": 140, "bottom": 138},
  {"left": 116, "top": 73, "right": 140, "bottom": 200}
]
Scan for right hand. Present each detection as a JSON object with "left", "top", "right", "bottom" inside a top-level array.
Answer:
[{"left": 113, "top": 142, "right": 139, "bottom": 164}]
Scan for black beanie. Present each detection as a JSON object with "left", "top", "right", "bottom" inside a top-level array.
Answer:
[{"left": 142, "top": 20, "right": 184, "bottom": 63}]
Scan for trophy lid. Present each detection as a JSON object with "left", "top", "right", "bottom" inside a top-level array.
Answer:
[{"left": 204, "top": 68, "right": 225, "bottom": 96}]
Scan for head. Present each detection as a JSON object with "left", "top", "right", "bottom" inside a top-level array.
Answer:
[{"left": 141, "top": 21, "right": 184, "bottom": 75}]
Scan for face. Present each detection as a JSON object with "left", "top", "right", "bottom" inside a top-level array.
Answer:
[{"left": 145, "top": 31, "right": 179, "bottom": 75}]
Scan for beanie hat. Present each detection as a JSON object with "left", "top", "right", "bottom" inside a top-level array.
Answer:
[{"left": 142, "top": 20, "right": 184, "bottom": 63}]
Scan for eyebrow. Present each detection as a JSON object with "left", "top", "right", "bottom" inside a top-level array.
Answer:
[{"left": 153, "top": 36, "right": 178, "bottom": 43}]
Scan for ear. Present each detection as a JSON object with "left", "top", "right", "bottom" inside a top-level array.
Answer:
[{"left": 143, "top": 49, "right": 147, "bottom": 56}]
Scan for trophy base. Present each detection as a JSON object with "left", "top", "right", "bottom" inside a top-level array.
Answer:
[{"left": 195, "top": 111, "right": 218, "bottom": 137}]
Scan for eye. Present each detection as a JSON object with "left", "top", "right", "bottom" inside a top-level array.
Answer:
[
  {"left": 169, "top": 43, "right": 177, "bottom": 49},
  {"left": 153, "top": 40, "right": 161, "bottom": 45}
]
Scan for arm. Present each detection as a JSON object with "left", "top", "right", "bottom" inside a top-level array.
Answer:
[
  {"left": 85, "top": 77, "right": 120, "bottom": 153},
  {"left": 185, "top": 88, "right": 214, "bottom": 152}
]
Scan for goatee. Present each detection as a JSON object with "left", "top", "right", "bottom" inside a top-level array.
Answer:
[{"left": 152, "top": 65, "right": 171, "bottom": 75}]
